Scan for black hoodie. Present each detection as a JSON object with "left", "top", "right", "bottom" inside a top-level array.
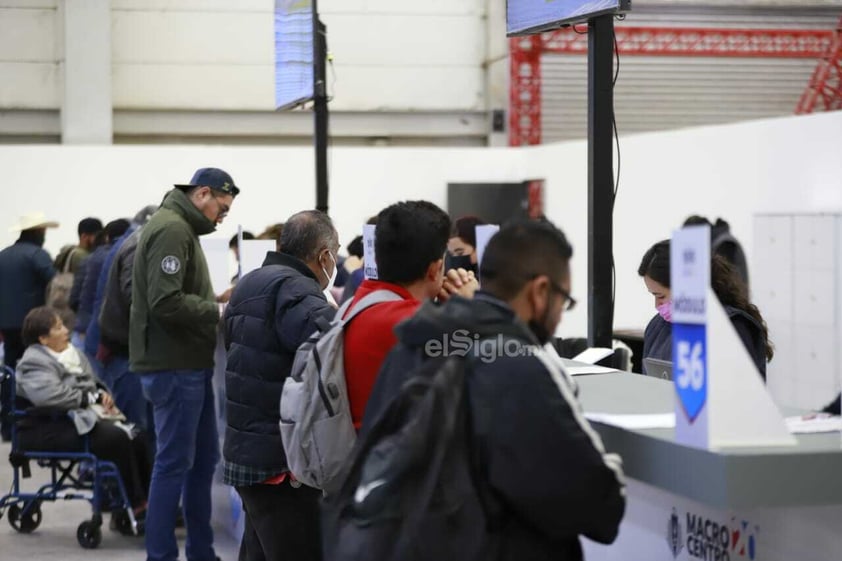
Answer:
[{"left": 361, "top": 292, "right": 626, "bottom": 561}]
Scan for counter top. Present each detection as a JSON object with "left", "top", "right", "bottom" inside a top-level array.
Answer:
[{"left": 577, "top": 371, "right": 842, "bottom": 509}]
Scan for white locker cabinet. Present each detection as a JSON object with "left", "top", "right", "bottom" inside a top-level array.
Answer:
[
  {"left": 794, "top": 215, "right": 836, "bottom": 273},
  {"left": 752, "top": 216, "right": 794, "bottom": 323},
  {"left": 766, "top": 322, "right": 795, "bottom": 408},
  {"left": 794, "top": 327, "right": 837, "bottom": 409},
  {"left": 794, "top": 271, "right": 836, "bottom": 327},
  {"left": 754, "top": 213, "right": 842, "bottom": 411}
]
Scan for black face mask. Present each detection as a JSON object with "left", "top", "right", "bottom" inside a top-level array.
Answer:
[
  {"left": 445, "top": 254, "right": 477, "bottom": 276},
  {"left": 528, "top": 299, "right": 555, "bottom": 346}
]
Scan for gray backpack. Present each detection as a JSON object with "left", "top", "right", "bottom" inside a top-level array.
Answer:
[{"left": 280, "top": 289, "right": 403, "bottom": 492}]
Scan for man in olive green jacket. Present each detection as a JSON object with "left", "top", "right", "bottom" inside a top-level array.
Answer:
[{"left": 130, "top": 167, "right": 238, "bottom": 561}]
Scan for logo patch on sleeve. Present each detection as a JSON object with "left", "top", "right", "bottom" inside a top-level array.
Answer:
[{"left": 161, "top": 255, "right": 181, "bottom": 275}]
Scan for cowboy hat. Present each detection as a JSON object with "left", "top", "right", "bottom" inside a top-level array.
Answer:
[{"left": 9, "top": 212, "right": 60, "bottom": 233}]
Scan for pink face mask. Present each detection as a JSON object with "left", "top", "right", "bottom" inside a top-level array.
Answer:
[{"left": 657, "top": 301, "right": 672, "bottom": 323}]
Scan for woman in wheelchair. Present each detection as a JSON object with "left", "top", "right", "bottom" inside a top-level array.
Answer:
[{"left": 14, "top": 306, "right": 150, "bottom": 515}]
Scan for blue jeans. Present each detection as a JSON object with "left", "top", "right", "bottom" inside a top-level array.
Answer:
[
  {"left": 105, "top": 356, "right": 151, "bottom": 433},
  {"left": 83, "top": 349, "right": 105, "bottom": 385},
  {"left": 141, "top": 370, "right": 220, "bottom": 561}
]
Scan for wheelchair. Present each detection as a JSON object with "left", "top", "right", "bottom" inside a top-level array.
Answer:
[{"left": 0, "top": 365, "right": 142, "bottom": 548}]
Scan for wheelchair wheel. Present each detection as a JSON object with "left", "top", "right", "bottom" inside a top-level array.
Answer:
[
  {"left": 8, "top": 501, "right": 42, "bottom": 533},
  {"left": 77, "top": 520, "right": 102, "bottom": 549}
]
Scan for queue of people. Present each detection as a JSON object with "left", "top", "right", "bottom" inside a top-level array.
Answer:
[{"left": 0, "top": 167, "right": 812, "bottom": 561}]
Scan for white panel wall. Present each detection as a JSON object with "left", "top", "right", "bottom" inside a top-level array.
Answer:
[
  {"left": 0, "top": 144, "right": 525, "bottom": 262},
  {"left": 108, "top": 0, "right": 486, "bottom": 111},
  {"left": 0, "top": 2, "right": 60, "bottom": 109},
  {"left": 319, "top": 0, "right": 485, "bottom": 111},
  {"left": 111, "top": 1, "right": 274, "bottom": 110},
  {"left": 0, "top": 0, "right": 487, "bottom": 113}
]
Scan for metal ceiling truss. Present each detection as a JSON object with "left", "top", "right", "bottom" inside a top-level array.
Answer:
[{"left": 796, "top": 16, "right": 842, "bottom": 114}]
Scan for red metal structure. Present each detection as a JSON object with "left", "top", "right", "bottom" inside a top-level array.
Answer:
[
  {"left": 510, "top": 25, "right": 838, "bottom": 146},
  {"left": 509, "top": 35, "right": 543, "bottom": 147},
  {"left": 796, "top": 16, "right": 842, "bottom": 114}
]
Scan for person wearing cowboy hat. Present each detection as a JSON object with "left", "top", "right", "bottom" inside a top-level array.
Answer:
[{"left": 0, "top": 211, "right": 59, "bottom": 441}]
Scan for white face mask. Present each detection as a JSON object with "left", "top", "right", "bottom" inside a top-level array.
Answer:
[{"left": 321, "top": 252, "right": 338, "bottom": 292}]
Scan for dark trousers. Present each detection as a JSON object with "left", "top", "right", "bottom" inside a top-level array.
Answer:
[
  {"left": 18, "top": 418, "right": 151, "bottom": 508},
  {"left": 236, "top": 481, "right": 322, "bottom": 561},
  {"left": 0, "top": 329, "right": 24, "bottom": 441}
]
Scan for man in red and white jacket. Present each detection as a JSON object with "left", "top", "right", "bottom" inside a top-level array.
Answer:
[{"left": 343, "top": 201, "right": 477, "bottom": 429}]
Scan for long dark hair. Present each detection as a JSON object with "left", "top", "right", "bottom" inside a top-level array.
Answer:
[{"left": 638, "top": 240, "right": 774, "bottom": 362}]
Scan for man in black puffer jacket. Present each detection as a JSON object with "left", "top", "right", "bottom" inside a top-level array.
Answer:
[{"left": 223, "top": 210, "right": 339, "bottom": 561}]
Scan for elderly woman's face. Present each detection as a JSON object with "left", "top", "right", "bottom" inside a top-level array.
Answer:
[{"left": 39, "top": 315, "right": 70, "bottom": 353}]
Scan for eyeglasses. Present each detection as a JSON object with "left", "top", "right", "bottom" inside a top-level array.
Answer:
[
  {"left": 544, "top": 277, "right": 576, "bottom": 312},
  {"left": 212, "top": 196, "right": 231, "bottom": 217}
]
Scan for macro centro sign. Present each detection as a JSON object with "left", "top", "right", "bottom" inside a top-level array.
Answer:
[{"left": 667, "top": 507, "right": 760, "bottom": 561}]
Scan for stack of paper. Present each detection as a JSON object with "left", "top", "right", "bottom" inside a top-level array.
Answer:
[
  {"left": 584, "top": 412, "right": 676, "bottom": 430},
  {"left": 785, "top": 415, "right": 842, "bottom": 434}
]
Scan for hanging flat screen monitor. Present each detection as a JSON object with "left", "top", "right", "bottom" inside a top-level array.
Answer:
[
  {"left": 507, "top": 0, "right": 630, "bottom": 36},
  {"left": 275, "top": 0, "right": 314, "bottom": 110}
]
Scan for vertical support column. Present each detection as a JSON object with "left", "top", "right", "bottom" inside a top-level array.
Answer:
[
  {"left": 486, "top": 0, "right": 509, "bottom": 147},
  {"left": 587, "top": 14, "right": 615, "bottom": 348},
  {"left": 508, "top": 35, "right": 541, "bottom": 146},
  {"left": 61, "top": 0, "right": 112, "bottom": 144},
  {"left": 313, "top": 2, "right": 329, "bottom": 214}
]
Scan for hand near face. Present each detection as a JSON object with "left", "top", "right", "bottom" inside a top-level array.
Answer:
[{"left": 438, "top": 268, "right": 479, "bottom": 302}]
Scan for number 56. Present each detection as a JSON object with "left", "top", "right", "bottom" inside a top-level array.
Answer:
[{"left": 676, "top": 340, "right": 704, "bottom": 390}]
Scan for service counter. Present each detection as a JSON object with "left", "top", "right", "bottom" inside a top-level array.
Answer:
[{"left": 576, "top": 371, "right": 842, "bottom": 561}]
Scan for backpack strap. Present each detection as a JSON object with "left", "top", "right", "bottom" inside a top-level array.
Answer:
[
  {"left": 337, "top": 289, "right": 404, "bottom": 325},
  {"left": 59, "top": 247, "right": 79, "bottom": 274},
  {"left": 332, "top": 297, "right": 355, "bottom": 323}
]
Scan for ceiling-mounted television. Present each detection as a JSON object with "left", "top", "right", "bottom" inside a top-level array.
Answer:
[
  {"left": 274, "top": 0, "right": 315, "bottom": 110},
  {"left": 507, "top": 0, "right": 631, "bottom": 36}
]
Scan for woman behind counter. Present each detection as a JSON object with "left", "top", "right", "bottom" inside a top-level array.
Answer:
[
  {"left": 15, "top": 306, "right": 150, "bottom": 514},
  {"left": 638, "top": 240, "right": 773, "bottom": 380}
]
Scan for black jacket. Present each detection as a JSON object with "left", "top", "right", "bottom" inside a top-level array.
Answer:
[
  {"left": 711, "top": 219, "right": 749, "bottom": 288},
  {"left": 823, "top": 394, "right": 840, "bottom": 415},
  {"left": 99, "top": 227, "right": 141, "bottom": 355},
  {"left": 643, "top": 305, "right": 767, "bottom": 379},
  {"left": 222, "top": 251, "right": 335, "bottom": 474},
  {"left": 0, "top": 239, "right": 55, "bottom": 329},
  {"left": 362, "top": 293, "right": 626, "bottom": 561}
]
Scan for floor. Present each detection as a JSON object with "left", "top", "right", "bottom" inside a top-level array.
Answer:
[{"left": 0, "top": 439, "right": 241, "bottom": 561}]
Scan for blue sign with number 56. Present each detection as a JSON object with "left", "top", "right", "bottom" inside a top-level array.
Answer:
[{"left": 673, "top": 323, "right": 707, "bottom": 422}]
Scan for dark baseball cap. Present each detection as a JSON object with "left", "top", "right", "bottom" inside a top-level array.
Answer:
[{"left": 174, "top": 167, "right": 240, "bottom": 197}]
